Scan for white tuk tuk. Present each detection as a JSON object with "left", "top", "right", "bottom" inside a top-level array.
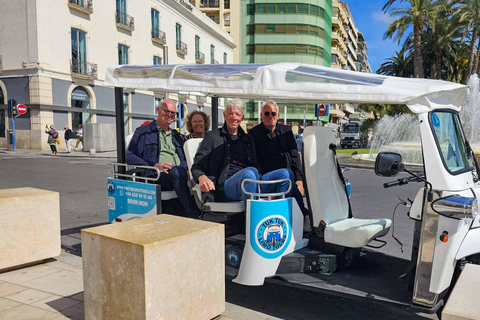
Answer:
[{"left": 105, "top": 63, "right": 480, "bottom": 316}]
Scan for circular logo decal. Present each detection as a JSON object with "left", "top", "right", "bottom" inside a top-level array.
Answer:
[
  {"left": 255, "top": 216, "right": 289, "bottom": 253},
  {"left": 227, "top": 250, "right": 239, "bottom": 266}
]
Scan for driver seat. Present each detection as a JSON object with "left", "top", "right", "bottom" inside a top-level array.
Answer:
[{"left": 303, "top": 126, "right": 391, "bottom": 248}]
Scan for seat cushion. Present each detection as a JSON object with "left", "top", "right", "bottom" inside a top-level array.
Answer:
[
  {"left": 161, "top": 190, "right": 178, "bottom": 201},
  {"left": 325, "top": 218, "right": 392, "bottom": 248},
  {"left": 206, "top": 201, "right": 244, "bottom": 213}
]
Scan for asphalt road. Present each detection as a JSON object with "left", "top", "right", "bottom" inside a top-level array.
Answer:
[{"left": 0, "top": 152, "right": 436, "bottom": 319}]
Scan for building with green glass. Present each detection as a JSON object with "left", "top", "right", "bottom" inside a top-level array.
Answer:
[{"left": 240, "top": 0, "right": 332, "bottom": 129}]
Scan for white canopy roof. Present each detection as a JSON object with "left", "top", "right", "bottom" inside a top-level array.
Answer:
[{"left": 104, "top": 62, "right": 468, "bottom": 113}]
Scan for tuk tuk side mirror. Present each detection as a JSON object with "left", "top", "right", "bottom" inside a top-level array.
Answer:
[{"left": 375, "top": 152, "right": 404, "bottom": 177}]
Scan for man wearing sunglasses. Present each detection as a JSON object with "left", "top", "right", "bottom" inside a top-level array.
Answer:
[
  {"left": 249, "top": 100, "right": 312, "bottom": 232},
  {"left": 126, "top": 99, "right": 200, "bottom": 218}
]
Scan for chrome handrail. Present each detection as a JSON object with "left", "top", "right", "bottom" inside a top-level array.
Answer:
[
  {"left": 109, "top": 163, "right": 161, "bottom": 183},
  {"left": 241, "top": 178, "right": 292, "bottom": 200}
]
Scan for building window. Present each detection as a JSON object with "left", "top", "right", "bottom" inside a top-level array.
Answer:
[
  {"left": 118, "top": 44, "right": 129, "bottom": 64},
  {"left": 123, "top": 93, "right": 129, "bottom": 134},
  {"left": 210, "top": 45, "right": 215, "bottom": 64},
  {"left": 153, "top": 56, "right": 162, "bottom": 65},
  {"left": 176, "top": 23, "right": 182, "bottom": 45},
  {"left": 297, "top": 4, "right": 308, "bottom": 14},
  {"left": 266, "top": 4, "right": 276, "bottom": 13},
  {"left": 331, "top": 54, "right": 339, "bottom": 64},
  {"left": 116, "top": 0, "right": 126, "bottom": 14},
  {"left": 151, "top": 8, "right": 159, "bottom": 32},
  {"left": 195, "top": 35, "right": 200, "bottom": 56},
  {"left": 277, "top": 4, "right": 286, "bottom": 13},
  {"left": 247, "top": 44, "right": 254, "bottom": 54},
  {"left": 71, "top": 28, "right": 87, "bottom": 74},
  {"left": 247, "top": 24, "right": 255, "bottom": 34},
  {"left": 71, "top": 86, "right": 90, "bottom": 131},
  {"left": 266, "top": 25, "right": 275, "bottom": 34},
  {"left": 257, "top": 4, "right": 266, "bottom": 13},
  {"left": 223, "top": 52, "right": 227, "bottom": 64},
  {"left": 247, "top": 4, "right": 255, "bottom": 15},
  {"left": 287, "top": 4, "right": 296, "bottom": 13}
]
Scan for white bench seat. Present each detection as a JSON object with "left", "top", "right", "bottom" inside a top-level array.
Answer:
[
  {"left": 184, "top": 138, "right": 244, "bottom": 214},
  {"left": 303, "top": 126, "right": 391, "bottom": 248}
]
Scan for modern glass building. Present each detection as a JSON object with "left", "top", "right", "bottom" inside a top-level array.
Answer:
[{"left": 240, "top": 0, "right": 333, "bottom": 129}]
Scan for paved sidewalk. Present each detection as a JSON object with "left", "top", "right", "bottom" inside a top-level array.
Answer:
[{"left": 0, "top": 250, "right": 281, "bottom": 320}]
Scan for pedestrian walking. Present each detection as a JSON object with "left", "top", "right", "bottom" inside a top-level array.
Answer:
[
  {"left": 75, "top": 124, "right": 83, "bottom": 150},
  {"left": 45, "top": 125, "right": 59, "bottom": 155},
  {"left": 64, "top": 125, "right": 74, "bottom": 153}
]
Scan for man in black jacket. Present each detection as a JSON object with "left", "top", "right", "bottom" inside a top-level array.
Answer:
[
  {"left": 248, "top": 100, "right": 311, "bottom": 231},
  {"left": 126, "top": 99, "right": 199, "bottom": 217},
  {"left": 191, "top": 99, "right": 293, "bottom": 204},
  {"left": 64, "top": 125, "right": 74, "bottom": 153}
]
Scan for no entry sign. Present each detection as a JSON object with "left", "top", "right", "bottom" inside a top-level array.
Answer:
[
  {"left": 17, "top": 104, "right": 27, "bottom": 115},
  {"left": 318, "top": 104, "right": 326, "bottom": 116}
]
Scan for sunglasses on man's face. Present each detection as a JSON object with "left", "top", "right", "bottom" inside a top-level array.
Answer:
[{"left": 263, "top": 112, "right": 277, "bottom": 117}]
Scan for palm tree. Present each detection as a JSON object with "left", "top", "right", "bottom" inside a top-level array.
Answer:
[
  {"left": 423, "top": 1, "right": 463, "bottom": 79},
  {"left": 383, "top": 0, "right": 436, "bottom": 78},
  {"left": 377, "top": 48, "right": 414, "bottom": 77},
  {"left": 455, "top": 0, "right": 480, "bottom": 82}
]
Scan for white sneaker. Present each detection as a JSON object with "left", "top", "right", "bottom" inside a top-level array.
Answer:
[{"left": 303, "top": 215, "right": 312, "bottom": 233}]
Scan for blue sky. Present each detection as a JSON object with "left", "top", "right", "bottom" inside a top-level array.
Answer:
[{"left": 344, "top": 0, "right": 402, "bottom": 73}]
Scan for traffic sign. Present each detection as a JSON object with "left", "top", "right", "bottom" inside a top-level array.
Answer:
[
  {"left": 318, "top": 104, "right": 326, "bottom": 116},
  {"left": 17, "top": 104, "right": 27, "bottom": 115}
]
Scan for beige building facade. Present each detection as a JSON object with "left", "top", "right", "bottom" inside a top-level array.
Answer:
[{"left": 0, "top": 0, "right": 234, "bottom": 150}]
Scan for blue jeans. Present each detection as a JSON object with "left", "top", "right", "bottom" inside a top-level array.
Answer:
[{"left": 223, "top": 167, "right": 293, "bottom": 204}]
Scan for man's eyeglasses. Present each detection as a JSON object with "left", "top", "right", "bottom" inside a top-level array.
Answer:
[
  {"left": 160, "top": 108, "right": 177, "bottom": 116},
  {"left": 263, "top": 112, "right": 277, "bottom": 117}
]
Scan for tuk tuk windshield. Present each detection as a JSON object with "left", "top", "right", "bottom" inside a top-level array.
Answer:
[{"left": 430, "top": 111, "right": 473, "bottom": 174}]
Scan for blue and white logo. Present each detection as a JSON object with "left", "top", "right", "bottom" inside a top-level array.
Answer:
[
  {"left": 107, "top": 181, "right": 115, "bottom": 194},
  {"left": 227, "top": 250, "right": 239, "bottom": 266},
  {"left": 255, "top": 216, "right": 289, "bottom": 253}
]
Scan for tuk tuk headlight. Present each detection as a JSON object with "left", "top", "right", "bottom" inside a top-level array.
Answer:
[{"left": 432, "top": 195, "right": 477, "bottom": 220}]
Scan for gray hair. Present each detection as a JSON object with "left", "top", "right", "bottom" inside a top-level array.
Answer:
[
  {"left": 261, "top": 100, "right": 279, "bottom": 113},
  {"left": 225, "top": 98, "right": 244, "bottom": 112}
]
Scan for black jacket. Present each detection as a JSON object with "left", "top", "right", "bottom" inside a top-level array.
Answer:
[
  {"left": 248, "top": 123, "right": 303, "bottom": 182},
  {"left": 126, "top": 121, "right": 187, "bottom": 178},
  {"left": 191, "top": 124, "right": 258, "bottom": 201},
  {"left": 64, "top": 129, "right": 74, "bottom": 140}
]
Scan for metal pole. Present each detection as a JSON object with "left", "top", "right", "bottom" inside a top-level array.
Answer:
[
  {"left": 303, "top": 109, "right": 306, "bottom": 128},
  {"left": 284, "top": 105, "right": 287, "bottom": 124},
  {"left": 115, "top": 87, "right": 126, "bottom": 174},
  {"left": 212, "top": 96, "right": 219, "bottom": 129},
  {"left": 177, "top": 101, "right": 182, "bottom": 133},
  {"left": 258, "top": 101, "right": 261, "bottom": 124},
  {"left": 10, "top": 99, "right": 16, "bottom": 152}
]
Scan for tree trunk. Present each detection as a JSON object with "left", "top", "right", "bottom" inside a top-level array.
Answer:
[
  {"left": 413, "top": 23, "right": 424, "bottom": 78},
  {"left": 476, "top": 41, "right": 480, "bottom": 75},
  {"left": 464, "top": 26, "right": 478, "bottom": 84},
  {"left": 434, "top": 47, "right": 442, "bottom": 79}
]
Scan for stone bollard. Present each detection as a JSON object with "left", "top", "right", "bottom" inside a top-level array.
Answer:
[
  {"left": 89, "top": 148, "right": 96, "bottom": 155},
  {"left": 82, "top": 214, "right": 225, "bottom": 320},
  {"left": 0, "top": 187, "right": 61, "bottom": 270}
]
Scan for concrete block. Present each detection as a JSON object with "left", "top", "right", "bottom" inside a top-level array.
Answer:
[
  {"left": 83, "top": 123, "right": 116, "bottom": 152},
  {"left": 82, "top": 214, "right": 225, "bottom": 320},
  {"left": 0, "top": 188, "right": 61, "bottom": 270},
  {"left": 443, "top": 264, "right": 480, "bottom": 320}
]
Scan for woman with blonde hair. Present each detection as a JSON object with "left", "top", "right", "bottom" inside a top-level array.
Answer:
[{"left": 184, "top": 110, "right": 210, "bottom": 140}]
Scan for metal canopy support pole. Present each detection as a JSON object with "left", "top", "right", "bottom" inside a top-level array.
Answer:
[
  {"left": 115, "top": 87, "right": 126, "bottom": 174},
  {"left": 212, "top": 96, "right": 219, "bottom": 129}
]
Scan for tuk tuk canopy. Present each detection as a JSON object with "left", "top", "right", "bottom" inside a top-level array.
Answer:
[{"left": 105, "top": 62, "right": 468, "bottom": 113}]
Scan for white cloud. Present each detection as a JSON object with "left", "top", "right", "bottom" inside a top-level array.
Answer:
[{"left": 372, "top": 11, "right": 394, "bottom": 24}]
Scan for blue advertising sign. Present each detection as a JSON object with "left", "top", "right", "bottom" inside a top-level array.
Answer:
[{"left": 107, "top": 178, "right": 160, "bottom": 223}]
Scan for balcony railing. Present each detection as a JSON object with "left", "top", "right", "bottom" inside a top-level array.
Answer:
[
  {"left": 224, "top": 19, "right": 230, "bottom": 26},
  {"left": 151, "top": 29, "right": 166, "bottom": 45},
  {"left": 201, "top": 0, "right": 219, "bottom": 8},
  {"left": 195, "top": 51, "right": 205, "bottom": 64},
  {"left": 70, "top": 59, "right": 98, "bottom": 79},
  {"left": 115, "top": 10, "right": 135, "bottom": 31},
  {"left": 209, "top": 17, "right": 219, "bottom": 23},
  {"left": 176, "top": 41, "right": 188, "bottom": 55},
  {"left": 68, "top": 0, "right": 93, "bottom": 14}
]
